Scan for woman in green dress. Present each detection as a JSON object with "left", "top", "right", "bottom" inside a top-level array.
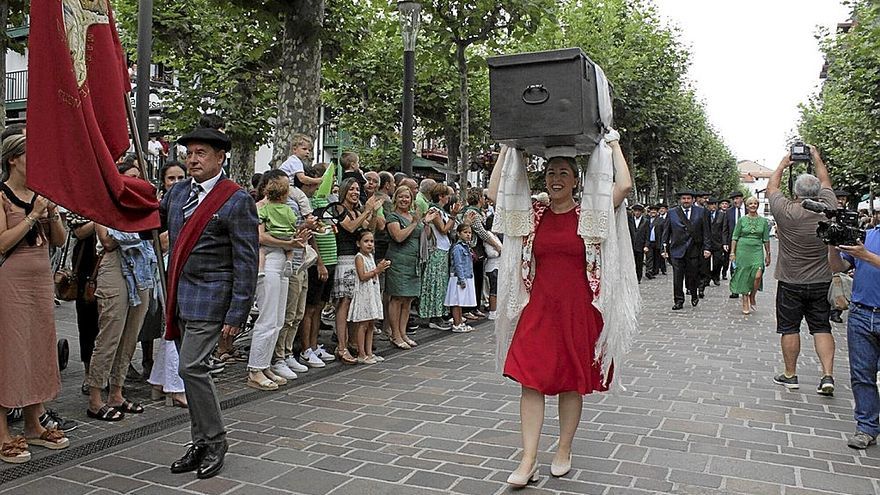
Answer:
[
  {"left": 729, "top": 196, "right": 771, "bottom": 315},
  {"left": 386, "top": 186, "right": 438, "bottom": 349}
]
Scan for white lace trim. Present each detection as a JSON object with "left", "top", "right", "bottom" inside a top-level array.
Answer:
[{"left": 493, "top": 209, "right": 533, "bottom": 237}]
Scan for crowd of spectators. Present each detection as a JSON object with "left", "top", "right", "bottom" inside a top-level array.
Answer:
[{"left": 0, "top": 130, "right": 502, "bottom": 463}]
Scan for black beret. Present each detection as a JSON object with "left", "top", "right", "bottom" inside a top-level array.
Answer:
[
  {"left": 707, "top": 197, "right": 719, "bottom": 204},
  {"left": 178, "top": 127, "right": 232, "bottom": 152},
  {"left": 676, "top": 189, "right": 696, "bottom": 198},
  {"left": 833, "top": 189, "right": 849, "bottom": 197},
  {"left": 647, "top": 204, "right": 659, "bottom": 211},
  {"left": 631, "top": 203, "right": 645, "bottom": 210},
  {"left": 729, "top": 191, "right": 744, "bottom": 199}
]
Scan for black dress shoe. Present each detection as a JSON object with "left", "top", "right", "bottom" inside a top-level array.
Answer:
[
  {"left": 672, "top": 303, "right": 684, "bottom": 310},
  {"left": 171, "top": 444, "right": 207, "bottom": 474},
  {"left": 692, "top": 297, "right": 699, "bottom": 307},
  {"left": 197, "top": 440, "right": 228, "bottom": 479},
  {"left": 698, "top": 289, "right": 705, "bottom": 299},
  {"left": 728, "top": 293, "right": 739, "bottom": 299},
  {"left": 712, "top": 279, "right": 720, "bottom": 286}
]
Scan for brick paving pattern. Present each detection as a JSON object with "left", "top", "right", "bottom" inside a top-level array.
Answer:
[{"left": 3, "top": 244, "right": 879, "bottom": 494}]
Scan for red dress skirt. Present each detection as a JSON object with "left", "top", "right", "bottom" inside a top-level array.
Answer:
[{"left": 503, "top": 208, "right": 609, "bottom": 396}]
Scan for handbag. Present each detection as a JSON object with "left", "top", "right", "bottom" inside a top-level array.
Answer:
[
  {"left": 54, "top": 231, "right": 80, "bottom": 301},
  {"left": 300, "top": 244, "right": 319, "bottom": 273},
  {"left": 828, "top": 272, "right": 853, "bottom": 311},
  {"left": 82, "top": 252, "right": 104, "bottom": 304}
]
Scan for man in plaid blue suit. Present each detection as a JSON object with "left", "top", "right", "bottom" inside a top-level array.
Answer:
[{"left": 161, "top": 126, "right": 258, "bottom": 479}]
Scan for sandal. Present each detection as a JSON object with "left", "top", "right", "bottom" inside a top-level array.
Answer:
[
  {"left": 86, "top": 405, "right": 125, "bottom": 422},
  {"left": 404, "top": 337, "right": 418, "bottom": 347},
  {"left": 336, "top": 348, "right": 357, "bottom": 365},
  {"left": 0, "top": 436, "right": 30, "bottom": 464},
  {"left": 110, "top": 400, "right": 144, "bottom": 414},
  {"left": 26, "top": 428, "right": 69, "bottom": 450},
  {"left": 247, "top": 370, "right": 278, "bottom": 391},
  {"left": 391, "top": 339, "right": 411, "bottom": 350}
]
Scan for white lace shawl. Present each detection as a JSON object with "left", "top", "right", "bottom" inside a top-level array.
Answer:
[{"left": 492, "top": 64, "right": 641, "bottom": 390}]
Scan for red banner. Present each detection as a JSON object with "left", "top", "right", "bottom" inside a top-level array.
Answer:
[{"left": 26, "top": 0, "right": 159, "bottom": 231}]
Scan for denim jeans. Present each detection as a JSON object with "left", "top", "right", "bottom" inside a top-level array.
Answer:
[{"left": 847, "top": 303, "right": 880, "bottom": 437}]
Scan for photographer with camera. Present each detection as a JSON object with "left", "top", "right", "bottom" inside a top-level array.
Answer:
[
  {"left": 767, "top": 145, "right": 837, "bottom": 395},
  {"left": 828, "top": 231, "right": 880, "bottom": 449}
]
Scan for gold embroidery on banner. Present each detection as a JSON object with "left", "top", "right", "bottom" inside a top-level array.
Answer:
[
  {"left": 61, "top": 0, "right": 110, "bottom": 87},
  {"left": 58, "top": 88, "right": 82, "bottom": 108}
]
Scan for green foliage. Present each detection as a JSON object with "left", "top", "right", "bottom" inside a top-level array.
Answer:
[
  {"left": 799, "top": 0, "right": 880, "bottom": 196},
  {"left": 115, "top": 0, "right": 279, "bottom": 181}
]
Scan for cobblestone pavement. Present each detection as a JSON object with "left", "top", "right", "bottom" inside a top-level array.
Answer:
[{"left": 4, "top": 245, "right": 880, "bottom": 494}]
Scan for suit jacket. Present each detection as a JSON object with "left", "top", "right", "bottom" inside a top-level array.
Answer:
[
  {"left": 629, "top": 214, "right": 650, "bottom": 252},
  {"left": 647, "top": 215, "right": 665, "bottom": 247},
  {"left": 708, "top": 209, "right": 728, "bottom": 251},
  {"left": 662, "top": 205, "right": 712, "bottom": 259},
  {"left": 724, "top": 206, "right": 745, "bottom": 246},
  {"left": 160, "top": 178, "right": 259, "bottom": 328}
]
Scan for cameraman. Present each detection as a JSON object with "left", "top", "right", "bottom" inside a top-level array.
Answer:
[
  {"left": 828, "top": 233, "right": 880, "bottom": 450},
  {"left": 767, "top": 146, "right": 837, "bottom": 395},
  {"left": 829, "top": 189, "right": 852, "bottom": 323}
]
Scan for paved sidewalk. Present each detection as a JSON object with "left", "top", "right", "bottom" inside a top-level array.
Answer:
[{"left": 3, "top": 253, "right": 880, "bottom": 494}]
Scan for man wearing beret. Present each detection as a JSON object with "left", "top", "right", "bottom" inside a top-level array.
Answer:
[
  {"left": 705, "top": 197, "right": 728, "bottom": 286},
  {"left": 724, "top": 191, "right": 746, "bottom": 298},
  {"left": 161, "top": 126, "right": 258, "bottom": 479},
  {"left": 628, "top": 204, "right": 650, "bottom": 282},
  {"left": 662, "top": 190, "right": 712, "bottom": 309}
]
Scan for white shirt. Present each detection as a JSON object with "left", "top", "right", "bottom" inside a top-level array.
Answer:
[
  {"left": 279, "top": 155, "right": 305, "bottom": 181},
  {"left": 147, "top": 140, "right": 163, "bottom": 156},
  {"left": 192, "top": 172, "right": 223, "bottom": 206},
  {"left": 634, "top": 216, "right": 642, "bottom": 229}
]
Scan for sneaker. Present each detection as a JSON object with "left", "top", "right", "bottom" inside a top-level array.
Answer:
[
  {"left": 817, "top": 375, "right": 835, "bottom": 396},
  {"left": 847, "top": 431, "right": 877, "bottom": 449},
  {"left": 300, "top": 349, "right": 326, "bottom": 368},
  {"left": 452, "top": 323, "right": 472, "bottom": 333},
  {"left": 270, "top": 361, "right": 298, "bottom": 380},
  {"left": 487, "top": 311, "right": 497, "bottom": 320},
  {"left": 284, "top": 355, "right": 309, "bottom": 373},
  {"left": 6, "top": 408, "right": 22, "bottom": 423},
  {"left": 40, "top": 409, "right": 78, "bottom": 432},
  {"left": 773, "top": 373, "right": 799, "bottom": 389},
  {"left": 314, "top": 344, "right": 336, "bottom": 362},
  {"left": 321, "top": 306, "right": 336, "bottom": 320},
  {"left": 407, "top": 320, "right": 420, "bottom": 331},
  {"left": 429, "top": 319, "right": 452, "bottom": 331}
]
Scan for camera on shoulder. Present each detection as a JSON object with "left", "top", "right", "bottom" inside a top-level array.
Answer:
[
  {"left": 801, "top": 199, "right": 866, "bottom": 246},
  {"left": 790, "top": 142, "right": 812, "bottom": 162}
]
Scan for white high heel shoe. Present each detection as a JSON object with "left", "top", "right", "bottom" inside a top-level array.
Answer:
[
  {"left": 506, "top": 464, "right": 539, "bottom": 487},
  {"left": 551, "top": 453, "right": 572, "bottom": 477}
]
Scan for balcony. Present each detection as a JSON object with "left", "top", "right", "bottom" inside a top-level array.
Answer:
[
  {"left": 6, "top": 23, "right": 29, "bottom": 40},
  {"left": 5, "top": 69, "right": 27, "bottom": 111}
]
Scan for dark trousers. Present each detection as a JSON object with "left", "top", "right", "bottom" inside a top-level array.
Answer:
[
  {"left": 75, "top": 298, "right": 99, "bottom": 366},
  {"left": 699, "top": 255, "right": 711, "bottom": 289},
  {"left": 721, "top": 249, "right": 731, "bottom": 278},
  {"left": 633, "top": 250, "right": 644, "bottom": 282},
  {"left": 647, "top": 242, "right": 665, "bottom": 275},
  {"left": 176, "top": 319, "right": 226, "bottom": 447},
  {"left": 710, "top": 249, "right": 724, "bottom": 283},
  {"left": 671, "top": 252, "right": 701, "bottom": 305}
]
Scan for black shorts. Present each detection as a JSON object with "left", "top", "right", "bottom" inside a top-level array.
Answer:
[
  {"left": 775, "top": 281, "right": 832, "bottom": 335},
  {"left": 486, "top": 269, "right": 498, "bottom": 297},
  {"left": 306, "top": 264, "right": 335, "bottom": 306}
]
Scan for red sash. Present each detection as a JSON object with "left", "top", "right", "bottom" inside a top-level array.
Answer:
[{"left": 164, "top": 179, "right": 241, "bottom": 340}]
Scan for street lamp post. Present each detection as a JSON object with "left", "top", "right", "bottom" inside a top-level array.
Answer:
[{"left": 398, "top": 1, "right": 422, "bottom": 177}]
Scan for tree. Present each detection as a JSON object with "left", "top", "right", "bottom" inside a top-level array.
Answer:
[
  {"left": 423, "top": 0, "right": 554, "bottom": 191},
  {"left": 799, "top": 1, "right": 880, "bottom": 203},
  {"left": 0, "top": 0, "right": 28, "bottom": 131},
  {"left": 116, "top": 0, "right": 278, "bottom": 184}
]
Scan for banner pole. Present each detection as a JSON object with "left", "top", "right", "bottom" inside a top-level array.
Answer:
[{"left": 125, "top": 93, "right": 168, "bottom": 305}]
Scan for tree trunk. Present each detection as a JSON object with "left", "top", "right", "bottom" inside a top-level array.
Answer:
[
  {"left": 0, "top": 0, "right": 9, "bottom": 132},
  {"left": 650, "top": 163, "right": 658, "bottom": 204},
  {"left": 445, "top": 124, "right": 459, "bottom": 172},
  {"left": 230, "top": 139, "right": 255, "bottom": 186},
  {"left": 271, "top": 0, "right": 325, "bottom": 167},
  {"left": 456, "top": 43, "right": 469, "bottom": 193}
]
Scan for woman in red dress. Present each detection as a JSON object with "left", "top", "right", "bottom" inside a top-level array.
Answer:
[{"left": 489, "top": 139, "right": 633, "bottom": 486}]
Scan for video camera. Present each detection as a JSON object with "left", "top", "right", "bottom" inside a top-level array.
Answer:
[
  {"left": 801, "top": 199, "right": 866, "bottom": 246},
  {"left": 790, "top": 142, "right": 812, "bottom": 163}
]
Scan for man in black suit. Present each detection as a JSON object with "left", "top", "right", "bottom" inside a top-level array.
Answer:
[
  {"left": 648, "top": 204, "right": 669, "bottom": 276},
  {"left": 662, "top": 190, "right": 712, "bottom": 309},
  {"left": 706, "top": 197, "right": 729, "bottom": 286},
  {"left": 628, "top": 203, "right": 650, "bottom": 282},
  {"left": 724, "top": 191, "right": 746, "bottom": 298},
  {"left": 719, "top": 198, "right": 731, "bottom": 279}
]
